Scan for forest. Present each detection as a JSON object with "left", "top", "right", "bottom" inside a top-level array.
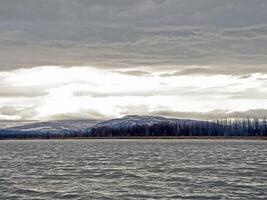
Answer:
[{"left": 87, "top": 118, "right": 267, "bottom": 138}]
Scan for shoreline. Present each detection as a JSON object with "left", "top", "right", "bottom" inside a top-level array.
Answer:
[{"left": 1, "top": 136, "right": 267, "bottom": 140}]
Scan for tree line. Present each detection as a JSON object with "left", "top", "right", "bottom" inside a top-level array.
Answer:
[{"left": 87, "top": 117, "right": 267, "bottom": 137}]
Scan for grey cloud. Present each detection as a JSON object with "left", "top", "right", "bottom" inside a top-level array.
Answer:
[
  {"left": 160, "top": 65, "right": 267, "bottom": 76},
  {"left": 0, "top": 87, "right": 48, "bottom": 97},
  {"left": 0, "top": 106, "right": 17, "bottom": 116},
  {"left": 230, "top": 88, "right": 267, "bottom": 100},
  {"left": 119, "top": 104, "right": 151, "bottom": 116},
  {"left": 150, "top": 110, "right": 230, "bottom": 120},
  {"left": 221, "top": 25, "right": 267, "bottom": 40},
  {"left": 230, "top": 109, "right": 267, "bottom": 119},
  {"left": 73, "top": 82, "right": 266, "bottom": 99},
  {"left": 0, "top": 81, "right": 48, "bottom": 97},
  {"left": 239, "top": 74, "right": 252, "bottom": 79},
  {"left": 160, "top": 67, "right": 213, "bottom": 76},
  {"left": 48, "top": 110, "right": 111, "bottom": 120},
  {"left": 73, "top": 90, "right": 162, "bottom": 98},
  {"left": 150, "top": 109, "right": 267, "bottom": 120},
  {"left": 115, "top": 70, "right": 152, "bottom": 77},
  {"left": 120, "top": 107, "right": 267, "bottom": 120},
  {"left": 72, "top": 86, "right": 220, "bottom": 98},
  {"left": 0, "top": 106, "right": 37, "bottom": 119},
  {"left": 1, "top": 0, "right": 267, "bottom": 75}
]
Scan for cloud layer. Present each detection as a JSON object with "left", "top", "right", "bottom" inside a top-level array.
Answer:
[
  {"left": 1, "top": 1, "right": 267, "bottom": 120},
  {"left": 0, "top": 66, "right": 267, "bottom": 120},
  {"left": 1, "top": 0, "right": 267, "bottom": 74}
]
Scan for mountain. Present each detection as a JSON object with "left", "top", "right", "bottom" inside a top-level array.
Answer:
[
  {"left": 0, "top": 115, "right": 266, "bottom": 139},
  {"left": 87, "top": 115, "right": 219, "bottom": 137},
  {"left": 5, "top": 119, "right": 101, "bottom": 134},
  {"left": 91, "top": 115, "right": 199, "bottom": 129}
]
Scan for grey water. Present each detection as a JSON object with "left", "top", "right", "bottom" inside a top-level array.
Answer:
[{"left": 0, "top": 140, "right": 266, "bottom": 200}]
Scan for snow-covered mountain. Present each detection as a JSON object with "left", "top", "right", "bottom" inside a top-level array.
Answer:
[
  {"left": 3, "top": 120, "right": 102, "bottom": 134},
  {"left": 0, "top": 115, "right": 208, "bottom": 137},
  {"left": 87, "top": 115, "right": 213, "bottom": 137},
  {"left": 0, "top": 116, "right": 208, "bottom": 134},
  {"left": 92, "top": 115, "right": 198, "bottom": 129},
  {"left": 98, "top": 115, "right": 214, "bottom": 128},
  {"left": 1, "top": 115, "right": 265, "bottom": 138}
]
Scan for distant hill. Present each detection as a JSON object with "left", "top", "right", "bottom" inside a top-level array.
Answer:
[
  {"left": 0, "top": 120, "right": 101, "bottom": 139},
  {"left": 5, "top": 119, "right": 102, "bottom": 134},
  {"left": 87, "top": 115, "right": 222, "bottom": 137},
  {"left": 0, "top": 115, "right": 266, "bottom": 139}
]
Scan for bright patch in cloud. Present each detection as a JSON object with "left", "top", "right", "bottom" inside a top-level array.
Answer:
[{"left": 0, "top": 66, "right": 267, "bottom": 120}]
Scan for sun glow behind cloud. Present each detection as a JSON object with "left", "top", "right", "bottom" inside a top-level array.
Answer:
[{"left": 0, "top": 66, "right": 267, "bottom": 120}]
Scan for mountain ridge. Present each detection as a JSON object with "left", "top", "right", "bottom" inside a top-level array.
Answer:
[{"left": 0, "top": 115, "right": 267, "bottom": 139}]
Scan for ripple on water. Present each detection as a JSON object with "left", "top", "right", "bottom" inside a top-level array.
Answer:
[{"left": 0, "top": 139, "right": 266, "bottom": 200}]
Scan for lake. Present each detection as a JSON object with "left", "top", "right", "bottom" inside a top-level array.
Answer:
[{"left": 0, "top": 139, "right": 266, "bottom": 199}]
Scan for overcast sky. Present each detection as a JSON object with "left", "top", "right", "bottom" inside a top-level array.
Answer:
[{"left": 0, "top": 0, "right": 267, "bottom": 120}]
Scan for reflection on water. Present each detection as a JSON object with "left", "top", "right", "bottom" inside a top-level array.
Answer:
[{"left": 0, "top": 139, "right": 266, "bottom": 199}]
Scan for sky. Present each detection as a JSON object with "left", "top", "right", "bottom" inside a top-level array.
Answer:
[{"left": 0, "top": 0, "right": 267, "bottom": 120}]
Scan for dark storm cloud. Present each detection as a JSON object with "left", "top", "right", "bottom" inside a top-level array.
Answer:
[{"left": 0, "top": 0, "right": 267, "bottom": 74}]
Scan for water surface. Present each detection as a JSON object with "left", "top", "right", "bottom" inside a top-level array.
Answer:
[{"left": 0, "top": 139, "right": 266, "bottom": 199}]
